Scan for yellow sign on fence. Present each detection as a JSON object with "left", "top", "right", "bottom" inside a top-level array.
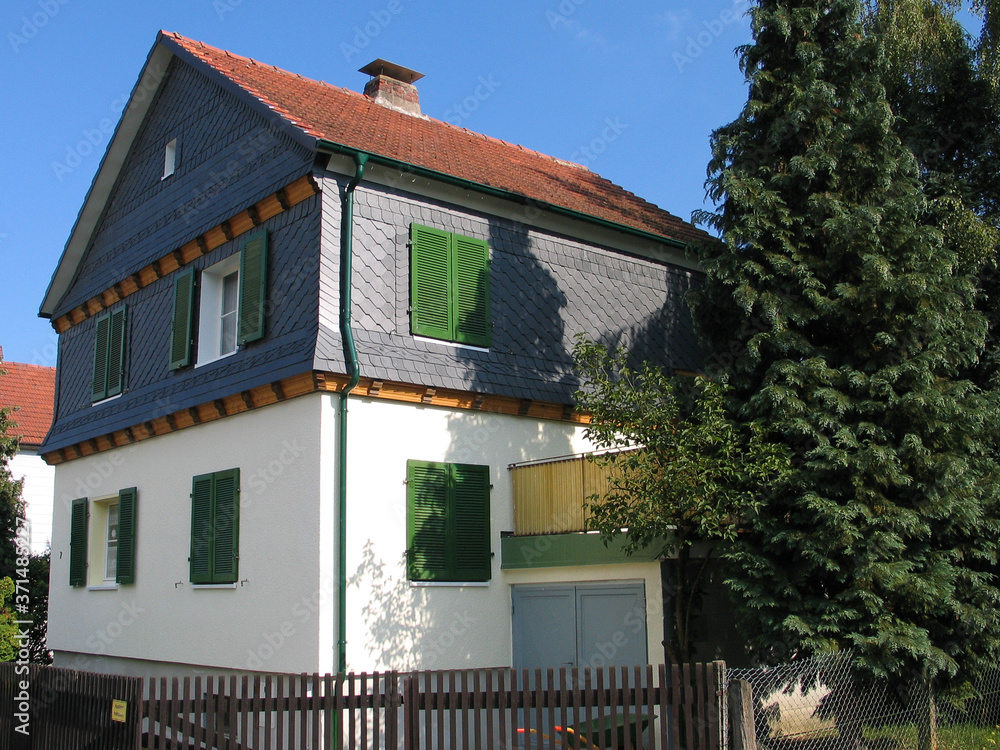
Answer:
[{"left": 111, "top": 699, "right": 127, "bottom": 723}]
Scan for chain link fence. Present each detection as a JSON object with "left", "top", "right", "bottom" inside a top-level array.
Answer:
[{"left": 726, "top": 651, "right": 1000, "bottom": 750}]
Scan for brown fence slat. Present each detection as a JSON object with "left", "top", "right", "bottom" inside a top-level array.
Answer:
[
  {"left": 695, "top": 661, "right": 707, "bottom": 750},
  {"left": 9, "top": 661, "right": 727, "bottom": 750}
]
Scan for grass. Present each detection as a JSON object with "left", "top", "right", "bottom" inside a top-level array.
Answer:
[
  {"left": 758, "top": 723, "right": 1000, "bottom": 750},
  {"left": 864, "top": 723, "right": 1000, "bottom": 750}
]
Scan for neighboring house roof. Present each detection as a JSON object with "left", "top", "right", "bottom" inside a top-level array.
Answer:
[
  {"left": 0, "top": 359, "right": 56, "bottom": 449},
  {"left": 40, "top": 30, "right": 709, "bottom": 318}
]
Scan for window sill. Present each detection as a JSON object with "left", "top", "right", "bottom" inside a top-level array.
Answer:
[
  {"left": 195, "top": 349, "right": 239, "bottom": 369},
  {"left": 91, "top": 393, "right": 123, "bottom": 407},
  {"left": 191, "top": 583, "right": 238, "bottom": 589},
  {"left": 410, "top": 581, "right": 489, "bottom": 588},
  {"left": 413, "top": 336, "right": 490, "bottom": 354},
  {"left": 88, "top": 584, "right": 118, "bottom": 591}
]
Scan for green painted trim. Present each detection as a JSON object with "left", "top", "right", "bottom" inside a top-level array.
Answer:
[
  {"left": 316, "top": 140, "right": 689, "bottom": 251},
  {"left": 501, "top": 533, "right": 673, "bottom": 570}
]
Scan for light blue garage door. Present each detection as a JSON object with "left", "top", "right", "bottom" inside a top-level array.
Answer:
[{"left": 511, "top": 582, "right": 647, "bottom": 670}]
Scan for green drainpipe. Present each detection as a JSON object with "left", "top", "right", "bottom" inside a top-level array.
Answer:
[{"left": 337, "top": 152, "right": 368, "bottom": 677}]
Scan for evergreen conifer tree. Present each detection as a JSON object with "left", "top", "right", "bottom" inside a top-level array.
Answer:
[{"left": 693, "top": 1, "right": 1000, "bottom": 746}]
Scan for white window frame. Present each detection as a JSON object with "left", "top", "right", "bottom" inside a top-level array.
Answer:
[
  {"left": 196, "top": 254, "right": 241, "bottom": 367},
  {"left": 163, "top": 138, "right": 177, "bottom": 179},
  {"left": 86, "top": 495, "right": 120, "bottom": 590},
  {"left": 104, "top": 501, "right": 120, "bottom": 582}
]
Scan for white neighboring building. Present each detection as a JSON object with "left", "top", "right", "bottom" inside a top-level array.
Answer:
[{"left": 0, "top": 353, "right": 56, "bottom": 554}]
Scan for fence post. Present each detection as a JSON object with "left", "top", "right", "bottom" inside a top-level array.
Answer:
[
  {"left": 727, "top": 679, "right": 756, "bottom": 750},
  {"left": 713, "top": 661, "right": 727, "bottom": 750}
]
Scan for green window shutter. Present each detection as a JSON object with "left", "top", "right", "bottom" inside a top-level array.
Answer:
[
  {"left": 106, "top": 306, "right": 127, "bottom": 397},
  {"left": 91, "top": 313, "right": 111, "bottom": 401},
  {"left": 410, "top": 224, "right": 453, "bottom": 340},
  {"left": 452, "top": 464, "right": 492, "bottom": 581},
  {"left": 238, "top": 232, "right": 268, "bottom": 345},
  {"left": 190, "top": 474, "right": 214, "bottom": 584},
  {"left": 116, "top": 487, "right": 137, "bottom": 584},
  {"left": 210, "top": 469, "right": 240, "bottom": 583},
  {"left": 451, "top": 235, "right": 491, "bottom": 347},
  {"left": 69, "top": 498, "right": 88, "bottom": 587},
  {"left": 406, "top": 460, "right": 449, "bottom": 581},
  {"left": 169, "top": 268, "right": 195, "bottom": 370}
]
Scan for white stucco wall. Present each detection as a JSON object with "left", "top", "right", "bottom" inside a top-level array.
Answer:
[
  {"left": 342, "top": 396, "right": 664, "bottom": 672},
  {"left": 10, "top": 449, "right": 54, "bottom": 554},
  {"left": 49, "top": 392, "right": 666, "bottom": 678},
  {"left": 48, "top": 395, "right": 332, "bottom": 676}
]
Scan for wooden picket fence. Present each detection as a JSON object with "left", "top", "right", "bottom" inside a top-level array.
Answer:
[
  {"left": 0, "top": 662, "right": 143, "bottom": 749},
  {"left": 0, "top": 661, "right": 725, "bottom": 749}
]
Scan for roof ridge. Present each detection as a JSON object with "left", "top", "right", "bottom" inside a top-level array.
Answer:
[
  {"left": 161, "top": 31, "right": 707, "bottom": 245},
  {"left": 171, "top": 31, "right": 595, "bottom": 174}
]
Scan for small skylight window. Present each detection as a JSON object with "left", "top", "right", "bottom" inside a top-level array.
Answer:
[{"left": 163, "top": 138, "right": 177, "bottom": 179}]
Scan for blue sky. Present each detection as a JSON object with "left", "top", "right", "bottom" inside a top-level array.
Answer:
[{"left": 0, "top": 0, "right": 756, "bottom": 366}]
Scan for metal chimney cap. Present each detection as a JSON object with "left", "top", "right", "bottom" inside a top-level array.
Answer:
[{"left": 359, "top": 59, "right": 424, "bottom": 84}]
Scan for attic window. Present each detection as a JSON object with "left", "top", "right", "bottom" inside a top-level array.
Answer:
[{"left": 163, "top": 138, "right": 177, "bottom": 180}]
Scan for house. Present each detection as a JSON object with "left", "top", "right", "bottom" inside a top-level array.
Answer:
[
  {"left": 39, "top": 31, "right": 717, "bottom": 680},
  {"left": 0, "top": 349, "right": 56, "bottom": 555}
]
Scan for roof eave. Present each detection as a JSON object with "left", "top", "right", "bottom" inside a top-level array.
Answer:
[
  {"left": 39, "top": 37, "right": 175, "bottom": 319},
  {"left": 316, "top": 139, "right": 689, "bottom": 251},
  {"left": 39, "top": 32, "right": 321, "bottom": 320}
]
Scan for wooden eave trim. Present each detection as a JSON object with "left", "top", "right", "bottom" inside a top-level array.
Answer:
[
  {"left": 41, "top": 371, "right": 590, "bottom": 464},
  {"left": 50, "top": 174, "right": 321, "bottom": 334}
]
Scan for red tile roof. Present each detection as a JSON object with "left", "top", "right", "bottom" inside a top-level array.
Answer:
[
  {"left": 0, "top": 361, "right": 56, "bottom": 449},
  {"left": 165, "top": 32, "right": 708, "bottom": 246}
]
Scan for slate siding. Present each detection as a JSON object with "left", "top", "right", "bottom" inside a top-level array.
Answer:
[
  {"left": 314, "top": 172, "right": 704, "bottom": 405},
  {"left": 43, "top": 55, "right": 319, "bottom": 454},
  {"left": 53, "top": 57, "right": 314, "bottom": 319},
  {"left": 45, "top": 196, "right": 322, "bottom": 453},
  {"left": 43, "top": 55, "right": 703, "bottom": 455}
]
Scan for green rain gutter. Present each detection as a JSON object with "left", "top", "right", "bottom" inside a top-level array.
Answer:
[
  {"left": 337, "top": 151, "right": 368, "bottom": 676},
  {"left": 315, "top": 140, "right": 689, "bottom": 252}
]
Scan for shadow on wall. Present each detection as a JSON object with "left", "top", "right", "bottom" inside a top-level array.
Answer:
[
  {"left": 349, "top": 541, "right": 481, "bottom": 671},
  {"left": 594, "top": 270, "right": 704, "bottom": 376},
  {"left": 447, "top": 217, "right": 577, "bottom": 468}
]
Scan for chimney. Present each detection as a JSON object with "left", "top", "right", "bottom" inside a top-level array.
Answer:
[{"left": 360, "top": 59, "right": 424, "bottom": 116}]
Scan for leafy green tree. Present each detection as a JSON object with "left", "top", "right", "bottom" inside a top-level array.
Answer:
[
  {"left": 0, "top": 363, "right": 50, "bottom": 663},
  {"left": 864, "top": 0, "right": 1000, "bottom": 389},
  {"left": 573, "top": 339, "right": 790, "bottom": 664},
  {"left": 0, "top": 577, "right": 19, "bottom": 662},
  {"left": 693, "top": 1, "right": 1000, "bottom": 747}
]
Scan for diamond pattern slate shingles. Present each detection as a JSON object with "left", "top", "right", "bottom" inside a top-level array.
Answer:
[
  {"left": 165, "top": 32, "right": 709, "bottom": 248},
  {"left": 0, "top": 361, "right": 56, "bottom": 448}
]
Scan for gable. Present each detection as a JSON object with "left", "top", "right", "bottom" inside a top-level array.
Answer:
[{"left": 51, "top": 56, "right": 313, "bottom": 319}]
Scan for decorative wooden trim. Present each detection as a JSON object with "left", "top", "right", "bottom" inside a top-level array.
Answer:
[
  {"left": 49, "top": 174, "right": 322, "bottom": 333},
  {"left": 42, "top": 371, "right": 590, "bottom": 465}
]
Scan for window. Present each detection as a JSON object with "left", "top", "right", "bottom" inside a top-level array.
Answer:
[
  {"left": 104, "top": 502, "right": 119, "bottom": 581},
  {"left": 91, "top": 306, "right": 127, "bottom": 401},
  {"left": 163, "top": 138, "right": 177, "bottom": 179},
  {"left": 68, "top": 488, "right": 137, "bottom": 587},
  {"left": 410, "top": 224, "right": 491, "bottom": 347},
  {"left": 190, "top": 469, "right": 240, "bottom": 584},
  {"left": 179, "top": 231, "right": 268, "bottom": 369},
  {"left": 406, "top": 460, "right": 491, "bottom": 582}
]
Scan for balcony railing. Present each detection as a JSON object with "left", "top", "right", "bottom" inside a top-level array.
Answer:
[{"left": 509, "top": 452, "right": 625, "bottom": 536}]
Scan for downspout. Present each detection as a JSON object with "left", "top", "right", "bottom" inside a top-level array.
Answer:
[{"left": 337, "top": 152, "right": 368, "bottom": 676}]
